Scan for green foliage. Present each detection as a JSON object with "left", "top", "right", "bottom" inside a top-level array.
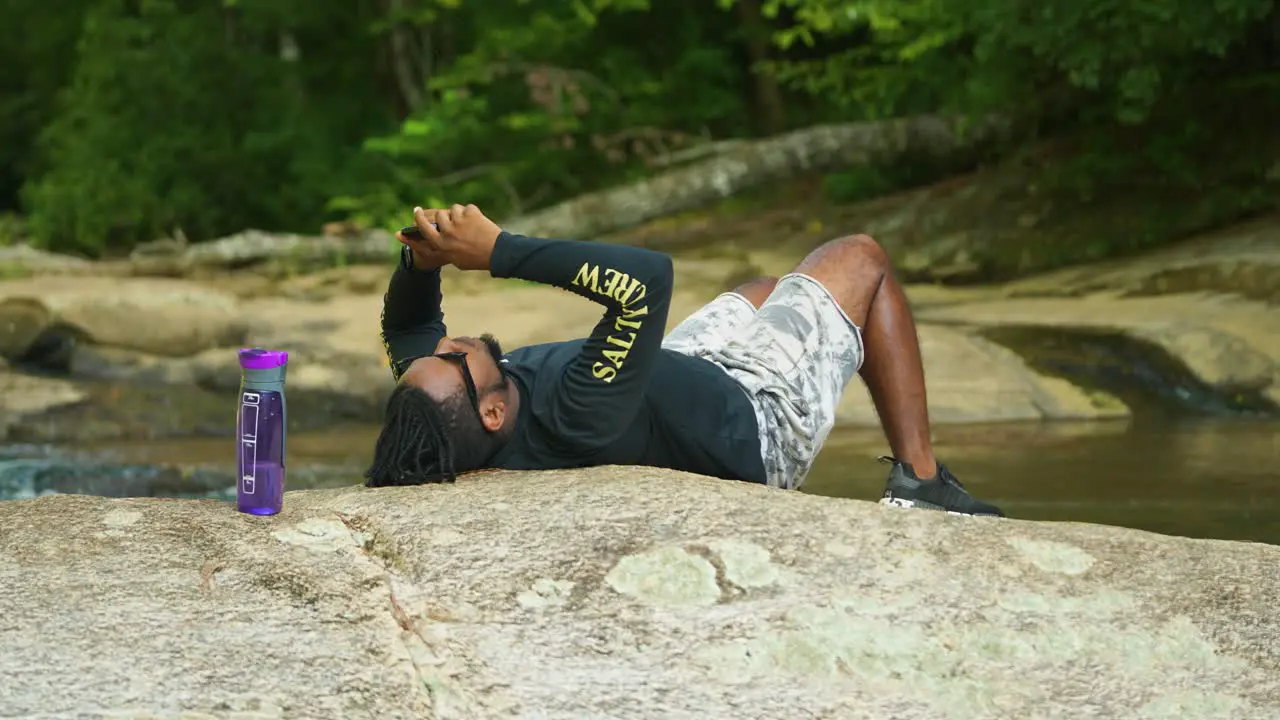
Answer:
[
  {"left": 0, "top": 213, "right": 25, "bottom": 246},
  {"left": 0, "top": 0, "right": 93, "bottom": 213},
  {"left": 0, "top": 0, "right": 1273, "bottom": 260},
  {"left": 24, "top": 0, "right": 255, "bottom": 251},
  {"left": 752, "top": 0, "right": 968, "bottom": 119},
  {"left": 17, "top": 0, "right": 392, "bottom": 254},
  {"left": 342, "top": 0, "right": 753, "bottom": 225},
  {"left": 742, "top": 0, "right": 1273, "bottom": 123},
  {"left": 966, "top": 0, "right": 1273, "bottom": 123},
  {"left": 738, "top": 0, "right": 1278, "bottom": 233}
]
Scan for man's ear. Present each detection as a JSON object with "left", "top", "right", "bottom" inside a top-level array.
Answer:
[{"left": 479, "top": 393, "right": 506, "bottom": 433}]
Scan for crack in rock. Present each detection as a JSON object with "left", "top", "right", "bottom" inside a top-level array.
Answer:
[
  {"left": 332, "top": 512, "right": 500, "bottom": 720},
  {"left": 685, "top": 544, "right": 744, "bottom": 602},
  {"left": 330, "top": 513, "right": 439, "bottom": 718}
]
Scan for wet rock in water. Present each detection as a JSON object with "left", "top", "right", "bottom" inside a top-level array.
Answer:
[
  {"left": 1, "top": 373, "right": 387, "bottom": 444},
  {"left": 2, "top": 467, "right": 1278, "bottom": 718},
  {"left": 909, "top": 217, "right": 1280, "bottom": 415},
  {"left": 0, "top": 282, "right": 397, "bottom": 443},
  {"left": 0, "top": 456, "right": 233, "bottom": 500},
  {"left": 918, "top": 294, "right": 1280, "bottom": 415},
  {"left": 835, "top": 324, "right": 1129, "bottom": 425},
  {"left": 0, "top": 451, "right": 362, "bottom": 501},
  {"left": 1, "top": 378, "right": 237, "bottom": 443},
  {"left": 0, "top": 297, "right": 47, "bottom": 361},
  {"left": 0, "top": 370, "right": 87, "bottom": 415},
  {"left": 0, "top": 276, "right": 248, "bottom": 360},
  {"left": 69, "top": 344, "right": 392, "bottom": 419},
  {"left": 0, "top": 369, "right": 86, "bottom": 441}
]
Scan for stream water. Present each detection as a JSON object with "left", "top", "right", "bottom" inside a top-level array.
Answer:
[{"left": 2, "top": 414, "right": 1276, "bottom": 545}]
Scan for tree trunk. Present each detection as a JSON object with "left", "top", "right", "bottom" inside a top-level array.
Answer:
[
  {"left": 506, "top": 114, "right": 1009, "bottom": 240},
  {"left": 387, "top": 0, "right": 425, "bottom": 110},
  {"left": 736, "top": 0, "right": 784, "bottom": 135}
]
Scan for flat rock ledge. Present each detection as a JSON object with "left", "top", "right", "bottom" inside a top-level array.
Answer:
[{"left": 2, "top": 467, "right": 1278, "bottom": 720}]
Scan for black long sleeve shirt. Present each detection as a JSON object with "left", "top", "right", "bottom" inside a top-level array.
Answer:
[{"left": 380, "top": 231, "right": 766, "bottom": 483}]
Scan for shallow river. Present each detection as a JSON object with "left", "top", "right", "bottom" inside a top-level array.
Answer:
[{"left": 3, "top": 414, "right": 1276, "bottom": 546}]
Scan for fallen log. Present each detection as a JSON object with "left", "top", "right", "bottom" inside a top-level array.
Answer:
[
  {"left": 504, "top": 113, "right": 1009, "bottom": 239},
  {"left": 125, "top": 228, "right": 403, "bottom": 275}
]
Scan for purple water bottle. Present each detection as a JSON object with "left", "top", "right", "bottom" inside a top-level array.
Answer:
[{"left": 236, "top": 348, "right": 289, "bottom": 515}]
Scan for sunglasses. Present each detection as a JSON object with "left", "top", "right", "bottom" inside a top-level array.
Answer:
[{"left": 433, "top": 351, "right": 485, "bottom": 423}]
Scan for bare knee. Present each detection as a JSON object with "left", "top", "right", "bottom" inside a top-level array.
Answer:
[
  {"left": 796, "top": 234, "right": 891, "bottom": 281},
  {"left": 791, "top": 234, "right": 891, "bottom": 326},
  {"left": 731, "top": 275, "right": 780, "bottom": 309},
  {"left": 827, "top": 234, "right": 891, "bottom": 273}
]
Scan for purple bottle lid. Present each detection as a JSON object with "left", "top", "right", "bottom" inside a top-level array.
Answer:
[{"left": 238, "top": 348, "right": 289, "bottom": 370}]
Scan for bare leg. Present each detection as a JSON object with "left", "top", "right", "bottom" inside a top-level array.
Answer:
[
  {"left": 790, "top": 235, "right": 937, "bottom": 478},
  {"left": 730, "top": 276, "right": 779, "bottom": 309}
]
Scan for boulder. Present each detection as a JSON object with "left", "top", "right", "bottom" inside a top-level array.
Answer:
[
  {"left": 0, "top": 370, "right": 85, "bottom": 417},
  {"left": 603, "top": 155, "right": 1279, "bottom": 285},
  {"left": 1001, "top": 213, "right": 1280, "bottom": 303},
  {"left": 900, "top": 216, "right": 1280, "bottom": 412},
  {"left": 917, "top": 293, "right": 1280, "bottom": 407},
  {"left": 0, "top": 244, "right": 94, "bottom": 277},
  {"left": 835, "top": 324, "right": 1127, "bottom": 425},
  {"left": 0, "top": 277, "right": 248, "bottom": 359},
  {"left": 0, "top": 296, "right": 48, "bottom": 360},
  {"left": 59, "top": 344, "right": 391, "bottom": 404},
  {"left": 2, "top": 468, "right": 1278, "bottom": 719},
  {"left": 0, "top": 367, "right": 86, "bottom": 440}
]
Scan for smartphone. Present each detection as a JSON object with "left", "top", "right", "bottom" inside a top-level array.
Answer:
[{"left": 399, "top": 222, "right": 438, "bottom": 239}]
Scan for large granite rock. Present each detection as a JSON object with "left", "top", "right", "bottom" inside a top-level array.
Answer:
[
  {"left": 917, "top": 293, "right": 1280, "bottom": 409},
  {"left": 3, "top": 468, "right": 1277, "bottom": 719},
  {"left": 834, "top": 324, "right": 1126, "bottom": 425},
  {"left": 911, "top": 215, "right": 1280, "bottom": 410},
  {"left": 0, "top": 277, "right": 248, "bottom": 359},
  {"left": 1000, "top": 213, "right": 1280, "bottom": 303},
  {"left": 0, "top": 244, "right": 94, "bottom": 276},
  {"left": 0, "top": 367, "right": 86, "bottom": 440}
]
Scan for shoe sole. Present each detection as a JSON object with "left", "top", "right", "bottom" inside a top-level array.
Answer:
[{"left": 879, "top": 496, "right": 1002, "bottom": 518}]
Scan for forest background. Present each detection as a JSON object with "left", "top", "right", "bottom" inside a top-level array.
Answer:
[{"left": 1, "top": 0, "right": 1276, "bottom": 276}]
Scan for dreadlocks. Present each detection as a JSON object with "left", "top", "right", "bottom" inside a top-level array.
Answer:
[{"left": 365, "top": 383, "right": 495, "bottom": 487}]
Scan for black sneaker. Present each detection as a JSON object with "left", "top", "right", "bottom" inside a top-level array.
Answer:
[{"left": 878, "top": 456, "right": 1004, "bottom": 517}]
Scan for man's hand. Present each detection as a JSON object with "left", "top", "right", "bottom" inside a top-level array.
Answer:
[
  {"left": 413, "top": 204, "right": 501, "bottom": 272},
  {"left": 395, "top": 228, "right": 450, "bottom": 271}
]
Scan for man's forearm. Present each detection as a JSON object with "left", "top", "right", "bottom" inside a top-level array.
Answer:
[
  {"left": 380, "top": 247, "right": 447, "bottom": 379},
  {"left": 488, "top": 232, "right": 673, "bottom": 313},
  {"left": 382, "top": 247, "right": 443, "bottom": 332}
]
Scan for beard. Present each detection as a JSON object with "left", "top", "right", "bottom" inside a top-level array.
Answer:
[{"left": 476, "top": 332, "right": 514, "bottom": 451}]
